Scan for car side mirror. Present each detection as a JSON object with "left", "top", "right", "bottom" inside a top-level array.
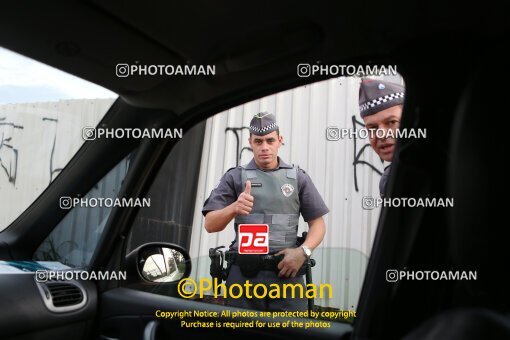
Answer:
[{"left": 125, "top": 242, "right": 191, "bottom": 284}]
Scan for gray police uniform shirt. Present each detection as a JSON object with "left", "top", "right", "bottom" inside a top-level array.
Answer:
[{"left": 202, "top": 157, "right": 329, "bottom": 223}]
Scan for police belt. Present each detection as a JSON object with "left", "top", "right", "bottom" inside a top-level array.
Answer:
[{"left": 227, "top": 252, "right": 308, "bottom": 278}]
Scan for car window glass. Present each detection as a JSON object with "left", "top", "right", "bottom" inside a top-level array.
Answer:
[
  {"left": 33, "top": 152, "right": 135, "bottom": 268},
  {"left": 0, "top": 46, "right": 118, "bottom": 231}
]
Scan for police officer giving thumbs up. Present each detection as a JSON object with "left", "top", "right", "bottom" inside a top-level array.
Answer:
[{"left": 202, "top": 112, "right": 329, "bottom": 311}]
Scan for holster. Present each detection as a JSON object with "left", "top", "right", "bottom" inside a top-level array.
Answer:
[{"left": 209, "top": 246, "right": 225, "bottom": 280}]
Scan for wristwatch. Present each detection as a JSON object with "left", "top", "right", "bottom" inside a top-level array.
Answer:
[{"left": 301, "top": 245, "right": 312, "bottom": 259}]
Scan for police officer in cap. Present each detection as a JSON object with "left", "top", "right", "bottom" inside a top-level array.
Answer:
[
  {"left": 202, "top": 112, "right": 329, "bottom": 311},
  {"left": 359, "top": 79, "right": 405, "bottom": 197}
]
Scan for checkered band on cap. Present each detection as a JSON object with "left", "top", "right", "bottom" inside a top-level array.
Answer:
[
  {"left": 249, "top": 112, "right": 279, "bottom": 135},
  {"left": 250, "top": 122, "right": 278, "bottom": 134},
  {"left": 359, "top": 92, "right": 405, "bottom": 113},
  {"left": 359, "top": 79, "right": 405, "bottom": 118}
]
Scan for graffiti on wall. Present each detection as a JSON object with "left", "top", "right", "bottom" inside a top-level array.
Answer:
[
  {"left": 0, "top": 115, "right": 64, "bottom": 187},
  {"left": 42, "top": 117, "right": 63, "bottom": 183},
  {"left": 0, "top": 117, "right": 23, "bottom": 185},
  {"left": 351, "top": 115, "right": 384, "bottom": 192}
]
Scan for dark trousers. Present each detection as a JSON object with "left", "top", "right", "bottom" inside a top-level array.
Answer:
[{"left": 225, "top": 264, "right": 308, "bottom": 311}]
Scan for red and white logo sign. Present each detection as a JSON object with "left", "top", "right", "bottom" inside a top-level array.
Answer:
[{"left": 238, "top": 224, "right": 269, "bottom": 254}]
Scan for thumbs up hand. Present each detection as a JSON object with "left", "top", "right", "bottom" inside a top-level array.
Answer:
[{"left": 233, "top": 180, "right": 254, "bottom": 216}]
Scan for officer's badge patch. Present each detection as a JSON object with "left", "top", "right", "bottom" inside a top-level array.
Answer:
[{"left": 281, "top": 184, "right": 294, "bottom": 197}]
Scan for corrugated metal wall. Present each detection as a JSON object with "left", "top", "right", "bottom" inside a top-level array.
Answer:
[
  {"left": 189, "top": 75, "right": 403, "bottom": 309},
  {"left": 0, "top": 99, "right": 115, "bottom": 229}
]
